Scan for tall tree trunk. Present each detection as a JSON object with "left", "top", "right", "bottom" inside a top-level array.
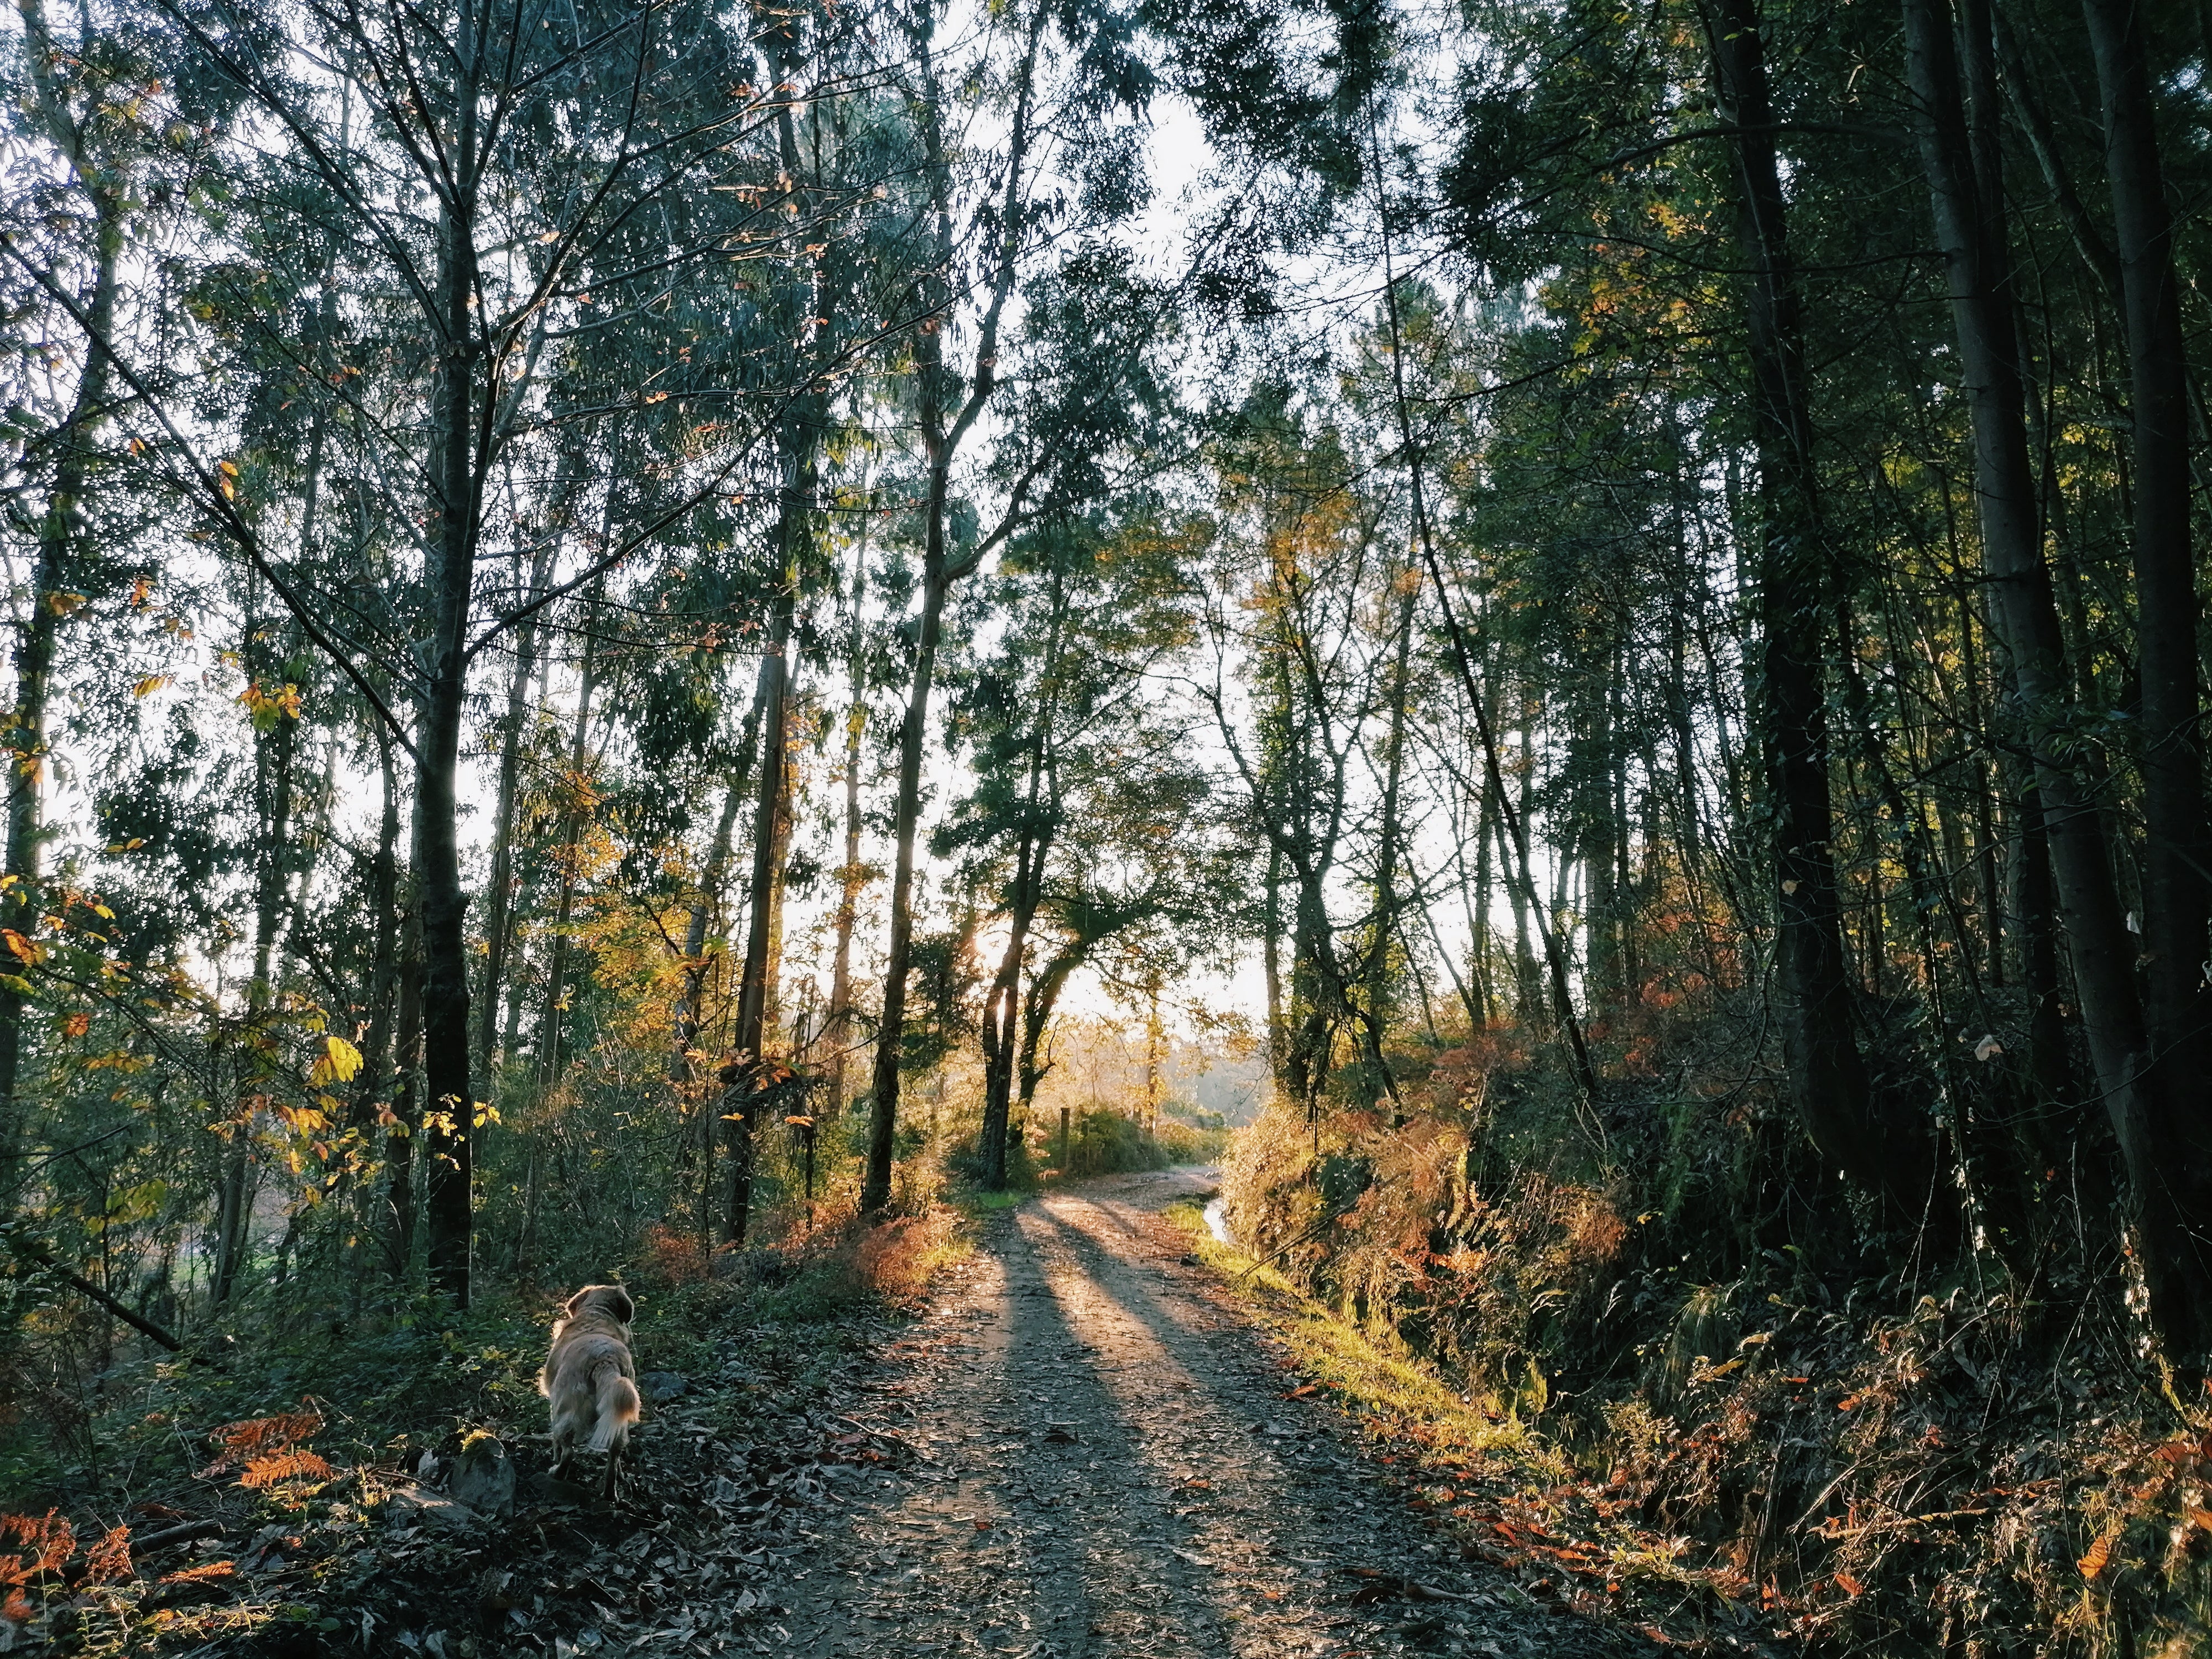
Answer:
[
  {"left": 862, "top": 555, "right": 947, "bottom": 1214},
  {"left": 980, "top": 559, "right": 1067, "bottom": 1187},
  {"left": 1262, "top": 841, "right": 1286, "bottom": 1085},
  {"left": 675, "top": 664, "right": 771, "bottom": 1238},
  {"left": 1703, "top": 0, "right": 1912, "bottom": 1211},
  {"left": 1362, "top": 565, "right": 1418, "bottom": 1096},
  {"left": 978, "top": 812, "right": 1043, "bottom": 1188},
  {"left": 346, "top": 728, "right": 404, "bottom": 1278},
  {"left": 2081, "top": 0, "right": 2212, "bottom": 1264},
  {"left": 1464, "top": 775, "right": 1496, "bottom": 1025},
  {"left": 0, "top": 0, "right": 127, "bottom": 1191},
  {"left": 476, "top": 536, "right": 557, "bottom": 1093},
  {"left": 1373, "top": 167, "right": 1594, "bottom": 1097},
  {"left": 823, "top": 564, "right": 870, "bottom": 1119},
  {"left": 861, "top": 0, "right": 1041, "bottom": 1213},
  {"left": 0, "top": 199, "right": 118, "bottom": 1185},
  {"left": 1905, "top": 0, "right": 2210, "bottom": 1351},
  {"left": 2010, "top": 777, "right": 2075, "bottom": 1113},
  {"left": 672, "top": 788, "right": 743, "bottom": 1067},
  {"left": 215, "top": 607, "right": 302, "bottom": 1305},
  {"left": 724, "top": 579, "right": 796, "bottom": 1245},
  {"left": 354, "top": 734, "right": 404, "bottom": 1120},
  {"left": 536, "top": 631, "right": 604, "bottom": 1100},
  {"left": 419, "top": 82, "right": 483, "bottom": 1301},
  {"left": 727, "top": 216, "right": 830, "bottom": 1237}
]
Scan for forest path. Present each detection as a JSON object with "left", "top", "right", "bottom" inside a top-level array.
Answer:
[{"left": 771, "top": 1168, "right": 1647, "bottom": 1659}]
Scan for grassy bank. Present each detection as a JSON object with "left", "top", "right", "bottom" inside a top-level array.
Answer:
[
  {"left": 1162, "top": 1194, "right": 1788, "bottom": 1651},
  {"left": 1189, "top": 1089, "right": 2212, "bottom": 1657}
]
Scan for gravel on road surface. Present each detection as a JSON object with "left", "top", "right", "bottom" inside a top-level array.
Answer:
[{"left": 772, "top": 1168, "right": 1653, "bottom": 1659}]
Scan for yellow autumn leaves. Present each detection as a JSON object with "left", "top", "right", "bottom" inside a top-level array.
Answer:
[{"left": 309, "top": 1034, "right": 362, "bottom": 1089}]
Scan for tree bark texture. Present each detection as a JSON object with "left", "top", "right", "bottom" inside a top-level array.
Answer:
[
  {"left": 1705, "top": 0, "right": 1915, "bottom": 1214},
  {"left": 1905, "top": 0, "right": 2212, "bottom": 1353},
  {"left": 418, "top": 144, "right": 482, "bottom": 1305}
]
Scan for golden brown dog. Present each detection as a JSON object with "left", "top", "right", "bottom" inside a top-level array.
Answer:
[{"left": 538, "top": 1284, "right": 641, "bottom": 1502}]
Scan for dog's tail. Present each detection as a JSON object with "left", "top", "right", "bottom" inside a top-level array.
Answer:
[{"left": 586, "top": 1362, "right": 641, "bottom": 1453}]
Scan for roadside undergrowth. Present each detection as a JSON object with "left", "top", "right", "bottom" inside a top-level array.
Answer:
[
  {"left": 1, "top": 1202, "right": 976, "bottom": 1655},
  {"left": 1163, "top": 1197, "right": 1755, "bottom": 1652},
  {"left": 1185, "top": 1068, "right": 2212, "bottom": 1658}
]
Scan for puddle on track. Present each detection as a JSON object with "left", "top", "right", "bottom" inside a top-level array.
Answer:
[{"left": 1203, "top": 1193, "right": 1233, "bottom": 1244}]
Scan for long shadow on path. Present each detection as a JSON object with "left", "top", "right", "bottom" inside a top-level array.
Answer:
[{"left": 771, "top": 1172, "right": 1651, "bottom": 1659}]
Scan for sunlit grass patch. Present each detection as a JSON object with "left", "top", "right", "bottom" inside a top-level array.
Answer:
[
  {"left": 956, "top": 1186, "right": 1031, "bottom": 1215},
  {"left": 1160, "top": 1193, "right": 1734, "bottom": 1640},
  {"left": 1161, "top": 1196, "right": 1542, "bottom": 1467}
]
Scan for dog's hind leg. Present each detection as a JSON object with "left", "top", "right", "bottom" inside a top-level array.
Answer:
[{"left": 602, "top": 1442, "right": 619, "bottom": 1505}]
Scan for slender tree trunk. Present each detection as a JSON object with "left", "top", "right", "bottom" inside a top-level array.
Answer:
[
  {"left": 419, "top": 95, "right": 483, "bottom": 1301},
  {"left": 1906, "top": 0, "right": 2211, "bottom": 1351},
  {"left": 211, "top": 1104, "right": 253, "bottom": 1307},
  {"left": 980, "top": 560, "right": 1067, "bottom": 1186},
  {"left": 536, "top": 633, "right": 603, "bottom": 1100},
  {"left": 1372, "top": 149, "right": 1594, "bottom": 1098},
  {"left": 0, "top": 201, "right": 118, "bottom": 1186},
  {"left": 727, "top": 328, "right": 825, "bottom": 1238},
  {"left": 1263, "top": 842, "right": 1286, "bottom": 1085},
  {"left": 1577, "top": 669, "right": 1625, "bottom": 1008},
  {"left": 726, "top": 606, "right": 796, "bottom": 1238},
  {"left": 476, "top": 537, "right": 556, "bottom": 1093},
  {"left": 342, "top": 729, "right": 403, "bottom": 1281},
  {"left": 385, "top": 909, "right": 424, "bottom": 1275},
  {"left": 1464, "top": 782, "right": 1496, "bottom": 1025},
  {"left": 862, "top": 2, "right": 1040, "bottom": 1213},
  {"left": 978, "top": 825, "right": 1040, "bottom": 1188},
  {"left": 862, "top": 553, "right": 946, "bottom": 1214},
  {"left": 824, "top": 625, "right": 869, "bottom": 1117},
  {"left": 2011, "top": 777, "right": 2074, "bottom": 1112},
  {"left": 1363, "top": 567, "right": 1418, "bottom": 1095},
  {"left": 672, "top": 787, "right": 743, "bottom": 1071},
  {"left": 2081, "top": 0, "right": 2212, "bottom": 1225},
  {"left": 673, "top": 662, "right": 772, "bottom": 1238},
  {"left": 214, "top": 608, "right": 303, "bottom": 1305},
  {"left": 1704, "top": 0, "right": 1913, "bottom": 1209},
  {"left": 354, "top": 735, "right": 404, "bottom": 1119}
]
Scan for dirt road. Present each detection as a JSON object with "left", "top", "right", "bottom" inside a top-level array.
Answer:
[{"left": 771, "top": 1169, "right": 1649, "bottom": 1659}]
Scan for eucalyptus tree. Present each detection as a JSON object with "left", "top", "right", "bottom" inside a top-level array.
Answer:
[
  {"left": 941, "top": 489, "right": 1197, "bottom": 1187},
  {"left": 0, "top": 0, "right": 233, "bottom": 1197},
  {"left": 857, "top": 0, "right": 1160, "bottom": 1213},
  {"left": 32, "top": 0, "right": 898, "bottom": 1303},
  {"left": 719, "top": 43, "right": 915, "bottom": 1243},
  {"left": 1201, "top": 383, "right": 1391, "bottom": 1114}
]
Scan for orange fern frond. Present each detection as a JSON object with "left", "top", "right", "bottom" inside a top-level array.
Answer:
[
  {"left": 0, "top": 1510, "right": 75, "bottom": 1578},
  {"left": 238, "top": 1450, "right": 334, "bottom": 1489},
  {"left": 156, "top": 1560, "right": 235, "bottom": 1587},
  {"left": 80, "top": 1525, "right": 132, "bottom": 1585},
  {"left": 197, "top": 1406, "right": 323, "bottom": 1478}
]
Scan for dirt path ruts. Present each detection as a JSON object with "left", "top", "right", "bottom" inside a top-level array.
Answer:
[{"left": 771, "top": 1169, "right": 1650, "bottom": 1659}]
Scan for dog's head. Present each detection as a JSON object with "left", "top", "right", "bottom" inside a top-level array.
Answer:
[{"left": 562, "top": 1284, "right": 635, "bottom": 1326}]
